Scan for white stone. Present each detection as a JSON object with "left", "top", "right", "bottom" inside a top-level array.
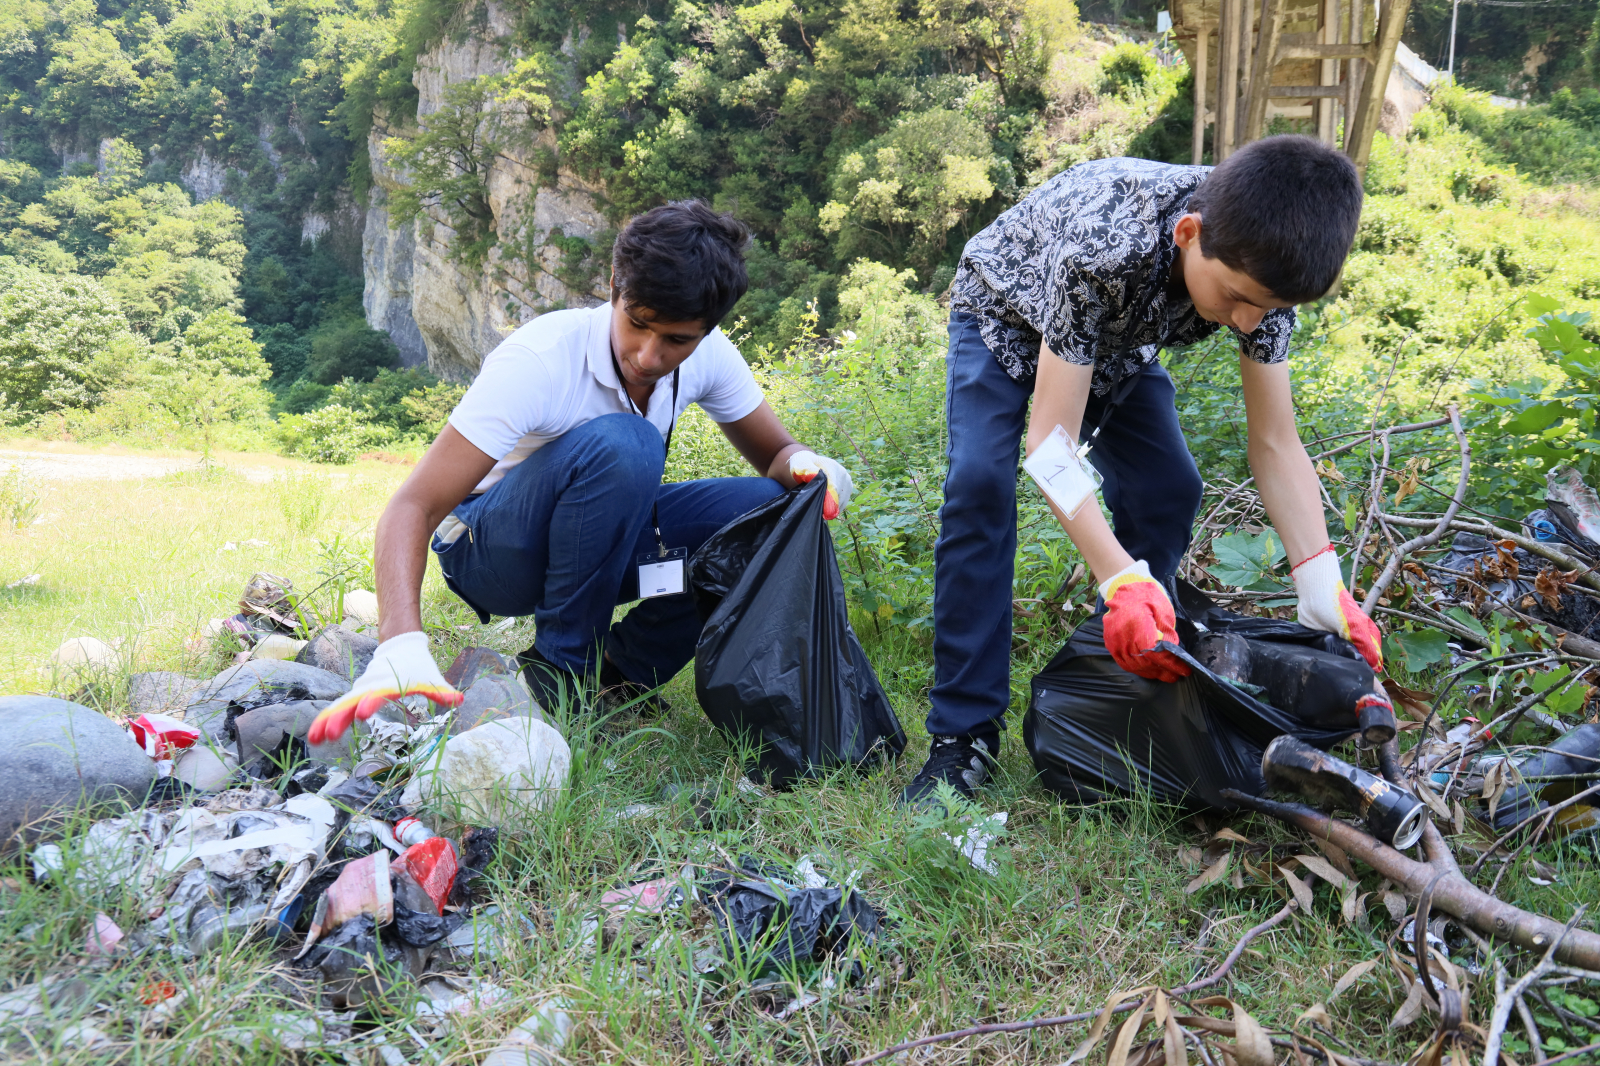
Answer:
[
  {"left": 49, "top": 637, "right": 116, "bottom": 671},
  {"left": 401, "top": 717, "right": 570, "bottom": 824},
  {"left": 251, "top": 634, "right": 308, "bottom": 661},
  {"left": 342, "top": 589, "right": 380, "bottom": 627}
]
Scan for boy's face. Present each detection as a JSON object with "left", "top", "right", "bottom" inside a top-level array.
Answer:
[
  {"left": 1172, "top": 213, "right": 1294, "bottom": 335},
  {"left": 609, "top": 299, "right": 710, "bottom": 390}
]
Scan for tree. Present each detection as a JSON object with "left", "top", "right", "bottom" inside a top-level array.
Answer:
[
  {"left": 0, "top": 262, "right": 135, "bottom": 418},
  {"left": 157, "top": 309, "right": 272, "bottom": 464},
  {"left": 306, "top": 318, "right": 400, "bottom": 384}
]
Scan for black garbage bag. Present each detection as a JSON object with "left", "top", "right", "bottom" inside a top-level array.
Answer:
[
  {"left": 1023, "top": 580, "right": 1393, "bottom": 809},
  {"left": 702, "top": 861, "right": 882, "bottom": 976},
  {"left": 690, "top": 475, "right": 906, "bottom": 788}
]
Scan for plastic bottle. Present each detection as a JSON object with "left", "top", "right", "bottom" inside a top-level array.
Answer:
[{"left": 393, "top": 816, "right": 436, "bottom": 847}]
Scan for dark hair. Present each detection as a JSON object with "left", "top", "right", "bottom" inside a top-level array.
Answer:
[
  {"left": 1187, "top": 135, "right": 1363, "bottom": 302},
  {"left": 610, "top": 200, "right": 750, "bottom": 328}
]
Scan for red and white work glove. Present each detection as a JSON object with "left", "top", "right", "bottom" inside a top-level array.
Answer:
[
  {"left": 1099, "top": 560, "right": 1192, "bottom": 684},
  {"left": 1290, "top": 544, "right": 1384, "bottom": 671},
  {"left": 306, "top": 631, "right": 464, "bottom": 745},
  {"left": 789, "top": 450, "right": 855, "bottom": 520}
]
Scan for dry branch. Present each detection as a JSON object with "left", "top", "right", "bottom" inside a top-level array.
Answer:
[
  {"left": 1218, "top": 790, "right": 1600, "bottom": 971},
  {"left": 1363, "top": 407, "right": 1470, "bottom": 613}
]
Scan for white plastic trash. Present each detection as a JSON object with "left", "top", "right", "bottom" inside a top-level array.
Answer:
[{"left": 482, "top": 1000, "right": 573, "bottom": 1066}]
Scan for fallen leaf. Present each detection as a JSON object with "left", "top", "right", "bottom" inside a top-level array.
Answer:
[
  {"left": 1340, "top": 881, "right": 1359, "bottom": 924},
  {"left": 1296, "top": 1003, "right": 1332, "bottom": 1029},
  {"left": 1390, "top": 979, "right": 1425, "bottom": 1029},
  {"left": 1063, "top": 987, "right": 1158, "bottom": 1066},
  {"left": 1186, "top": 854, "right": 1230, "bottom": 895},
  {"left": 1534, "top": 567, "right": 1580, "bottom": 611},
  {"left": 1230, "top": 864, "right": 1245, "bottom": 891},
  {"left": 1108, "top": 994, "right": 1155, "bottom": 1066},
  {"left": 1232, "top": 1002, "right": 1274, "bottom": 1066},
  {"left": 1296, "top": 853, "right": 1352, "bottom": 890},
  {"left": 1330, "top": 958, "right": 1379, "bottom": 1001},
  {"left": 1309, "top": 839, "right": 1359, "bottom": 882},
  {"left": 1281, "top": 866, "right": 1315, "bottom": 913},
  {"left": 1382, "top": 891, "right": 1409, "bottom": 922},
  {"left": 1414, "top": 776, "right": 1452, "bottom": 822},
  {"left": 1210, "top": 828, "right": 1254, "bottom": 846}
]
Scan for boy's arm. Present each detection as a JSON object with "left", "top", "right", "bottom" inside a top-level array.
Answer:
[
  {"left": 719, "top": 399, "right": 858, "bottom": 519},
  {"left": 305, "top": 426, "right": 495, "bottom": 745},
  {"left": 1240, "top": 356, "right": 1383, "bottom": 669},
  {"left": 1029, "top": 348, "right": 1188, "bottom": 683}
]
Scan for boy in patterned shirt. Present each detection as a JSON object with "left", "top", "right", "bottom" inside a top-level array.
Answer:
[{"left": 904, "top": 135, "right": 1383, "bottom": 806}]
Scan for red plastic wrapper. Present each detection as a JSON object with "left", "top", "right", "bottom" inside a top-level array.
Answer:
[
  {"left": 396, "top": 837, "right": 458, "bottom": 915},
  {"left": 129, "top": 713, "right": 201, "bottom": 759}
]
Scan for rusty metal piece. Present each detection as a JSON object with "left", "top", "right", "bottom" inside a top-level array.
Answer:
[{"left": 1262, "top": 734, "right": 1426, "bottom": 848}]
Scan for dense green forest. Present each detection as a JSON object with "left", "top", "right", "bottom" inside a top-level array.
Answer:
[{"left": 2, "top": 0, "right": 1600, "bottom": 458}]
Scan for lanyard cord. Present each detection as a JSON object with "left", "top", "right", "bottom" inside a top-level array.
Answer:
[
  {"left": 1077, "top": 357, "right": 1141, "bottom": 459},
  {"left": 612, "top": 353, "right": 680, "bottom": 556}
]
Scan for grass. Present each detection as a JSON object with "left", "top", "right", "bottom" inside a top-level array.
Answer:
[{"left": 2, "top": 440, "right": 1599, "bottom": 1065}]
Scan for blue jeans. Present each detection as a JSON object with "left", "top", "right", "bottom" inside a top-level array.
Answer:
[
  {"left": 929, "top": 312, "right": 1204, "bottom": 738},
  {"left": 434, "top": 412, "right": 785, "bottom": 686}
]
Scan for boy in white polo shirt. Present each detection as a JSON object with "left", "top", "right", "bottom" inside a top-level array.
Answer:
[{"left": 307, "top": 201, "right": 855, "bottom": 742}]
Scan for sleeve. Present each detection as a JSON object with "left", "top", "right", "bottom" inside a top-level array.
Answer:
[
  {"left": 693, "top": 331, "right": 765, "bottom": 423},
  {"left": 1040, "top": 258, "right": 1107, "bottom": 366},
  {"left": 446, "top": 338, "right": 558, "bottom": 460},
  {"left": 1237, "top": 306, "right": 1297, "bottom": 364}
]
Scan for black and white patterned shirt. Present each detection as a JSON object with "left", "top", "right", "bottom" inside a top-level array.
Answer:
[{"left": 950, "top": 157, "right": 1295, "bottom": 390}]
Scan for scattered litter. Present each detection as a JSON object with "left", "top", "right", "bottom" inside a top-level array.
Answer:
[
  {"left": 85, "top": 912, "right": 123, "bottom": 956},
  {"left": 1263, "top": 735, "right": 1427, "bottom": 848},
  {"left": 482, "top": 1000, "right": 574, "bottom": 1066},
  {"left": 601, "top": 876, "right": 683, "bottom": 916},
  {"left": 399, "top": 717, "right": 570, "bottom": 823},
  {"left": 129, "top": 713, "right": 201, "bottom": 759},
  {"left": 944, "top": 811, "right": 1008, "bottom": 876},
  {"left": 298, "top": 851, "right": 393, "bottom": 958},
  {"left": 7, "top": 573, "right": 39, "bottom": 588},
  {"left": 252, "top": 634, "right": 309, "bottom": 661},
  {"left": 703, "top": 857, "right": 882, "bottom": 977},
  {"left": 395, "top": 836, "right": 458, "bottom": 915}
]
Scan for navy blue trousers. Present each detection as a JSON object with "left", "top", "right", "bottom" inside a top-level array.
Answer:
[
  {"left": 434, "top": 413, "right": 784, "bottom": 687},
  {"left": 928, "top": 312, "right": 1205, "bottom": 738}
]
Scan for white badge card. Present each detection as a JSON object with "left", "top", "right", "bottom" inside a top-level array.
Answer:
[
  {"left": 637, "top": 547, "right": 689, "bottom": 599},
  {"left": 1023, "top": 425, "right": 1102, "bottom": 520}
]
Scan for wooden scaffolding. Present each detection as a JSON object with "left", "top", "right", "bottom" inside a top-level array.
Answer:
[{"left": 1168, "top": 0, "right": 1414, "bottom": 170}]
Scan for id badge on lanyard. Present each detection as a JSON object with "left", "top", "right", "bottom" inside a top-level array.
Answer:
[
  {"left": 638, "top": 547, "right": 689, "bottom": 599},
  {"left": 1023, "top": 424, "right": 1103, "bottom": 520}
]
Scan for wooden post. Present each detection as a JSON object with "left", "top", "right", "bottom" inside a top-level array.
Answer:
[
  {"left": 1343, "top": 0, "right": 1363, "bottom": 150},
  {"left": 1317, "top": 0, "right": 1338, "bottom": 144},
  {"left": 1242, "top": 0, "right": 1286, "bottom": 141},
  {"left": 1217, "top": 0, "right": 1241, "bottom": 159},
  {"left": 1346, "top": 0, "right": 1413, "bottom": 170},
  {"left": 1236, "top": 0, "right": 1255, "bottom": 145},
  {"left": 1192, "top": 25, "right": 1211, "bottom": 164}
]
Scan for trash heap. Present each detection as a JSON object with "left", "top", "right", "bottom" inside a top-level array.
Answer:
[
  {"left": 1433, "top": 464, "right": 1600, "bottom": 640},
  {"left": 5, "top": 599, "right": 573, "bottom": 1057}
]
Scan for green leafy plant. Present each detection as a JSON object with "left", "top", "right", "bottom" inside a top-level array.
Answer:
[{"left": 1207, "top": 530, "right": 1287, "bottom": 592}]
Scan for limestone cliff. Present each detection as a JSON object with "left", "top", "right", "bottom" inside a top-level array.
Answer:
[{"left": 361, "top": 2, "right": 612, "bottom": 381}]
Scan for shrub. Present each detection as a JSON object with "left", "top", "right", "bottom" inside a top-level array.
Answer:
[
  {"left": 0, "top": 262, "right": 135, "bottom": 417},
  {"left": 277, "top": 404, "right": 394, "bottom": 464},
  {"left": 306, "top": 319, "right": 400, "bottom": 385}
]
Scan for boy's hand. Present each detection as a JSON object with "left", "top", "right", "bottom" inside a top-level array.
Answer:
[
  {"left": 306, "top": 631, "right": 464, "bottom": 745},
  {"left": 789, "top": 450, "right": 855, "bottom": 519},
  {"left": 1099, "top": 560, "right": 1191, "bottom": 683},
  {"left": 1291, "top": 545, "right": 1383, "bottom": 671}
]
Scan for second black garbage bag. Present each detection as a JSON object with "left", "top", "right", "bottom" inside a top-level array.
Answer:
[
  {"left": 689, "top": 475, "right": 907, "bottom": 788},
  {"left": 1023, "top": 580, "right": 1395, "bottom": 809}
]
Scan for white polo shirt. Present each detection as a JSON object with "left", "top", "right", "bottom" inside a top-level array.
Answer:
[{"left": 447, "top": 303, "right": 766, "bottom": 496}]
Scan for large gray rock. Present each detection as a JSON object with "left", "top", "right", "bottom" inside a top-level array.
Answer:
[
  {"left": 443, "top": 646, "right": 517, "bottom": 693},
  {"left": 185, "top": 660, "right": 352, "bottom": 742},
  {"left": 127, "top": 672, "right": 206, "bottom": 717},
  {"left": 234, "top": 700, "right": 330, "bottom": 767},
  {"left": 0, "top": 697, "right": 156, "bottom": 851},
  {"left": 295, "top": 625, "right": 378, "bottom": 682},
  {"left": 452, "top": 675, "right": 543, "bottom": 734}
]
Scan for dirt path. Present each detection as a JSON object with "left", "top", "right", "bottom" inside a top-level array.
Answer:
[{"left": 0, "top": 448, "right": 287, "bottom": 483}]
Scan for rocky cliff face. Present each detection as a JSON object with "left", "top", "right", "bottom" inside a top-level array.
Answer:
[{"left": 362, "top": 2, "right": 612, "bottom": 381}]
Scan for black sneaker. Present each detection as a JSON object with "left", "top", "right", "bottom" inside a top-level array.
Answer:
[
  {"left": 517, "top": 645, "right": 590, "bottom": 713},
  {"left": 900, "top": 733, "right": 997, "bottom": 808},
  {"left": 598, "top": 658, "right": 668, "bottom": 717}
]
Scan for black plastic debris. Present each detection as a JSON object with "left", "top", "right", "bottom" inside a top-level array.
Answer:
[
  {"left": 702, "top": 860, "right": 881, "bottom": 976},
  {"left": 322, "top": 775, "right": 407, "bottom": 822},
  {"left": 448, "top": 826, "right": 499, "bottom": 909},
  {"left": 1024, "top": 580, "right": 1394, "bottom": 809},
  {"left": 689, "top": 476, "right": 906, "bottom": 788},
  {"left": 1436, "top": 531, "right": 1600, "bottom": 640},
  {"left": 392, "top": 902, "right": 460, "bottom": 947},
  {"left": 1481, "top": 723, "right": 1600, "bottom": 833}
]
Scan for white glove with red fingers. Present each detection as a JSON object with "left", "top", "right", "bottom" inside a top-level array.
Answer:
[
  {"left": 1291, "top": 544, "right": 1384, "bottom": 671},
  {"left": 1098, "top": 560, "right": 1192, "bottom": 684},
  {"left": 306, "top": 631, "right": 463, "bottom": 745},
  {"left": 789, "top": 450, "right": 855, "bottom": 520}
]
